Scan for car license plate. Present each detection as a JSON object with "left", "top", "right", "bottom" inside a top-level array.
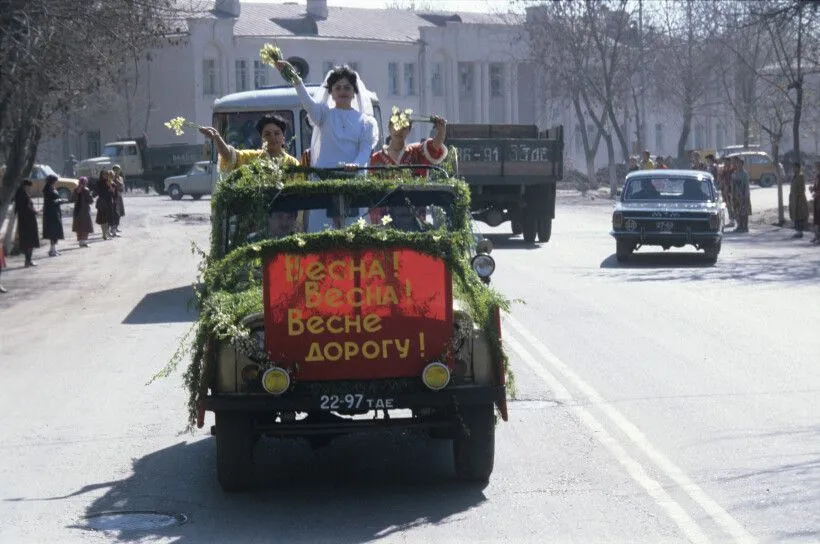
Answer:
[
  {"left": 656, "top": 221, "right": 675, "bottom": 231},
  {"left": 319, "top": 393, "right": 395, "bottom": 411}
]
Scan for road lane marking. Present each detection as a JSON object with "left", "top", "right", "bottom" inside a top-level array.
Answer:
[
  {"left": 505, "top": 313, "right": 757, "bottom": 544},
  {"left": 505, "top": 335, "right": 711, "bottom": 544}
]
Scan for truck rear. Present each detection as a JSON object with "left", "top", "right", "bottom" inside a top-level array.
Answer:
[{"left": 445, "top": 124, "right": 564, "bottom": 244}]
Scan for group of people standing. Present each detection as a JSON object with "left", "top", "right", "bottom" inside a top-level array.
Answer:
[{"left": 0, "top": 166, "right": 126, "bottom": 294}]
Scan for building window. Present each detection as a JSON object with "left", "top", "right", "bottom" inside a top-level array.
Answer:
[
  {"left": 431, "top": 62, "right": 444, "bottom": 97},
  {"left": 490, "top": 63, "right": 504, "bottom": 98},
  {"left": 254, "top": 60, "right": 268, "bottom": 89},
  {"left": 203, "top": 58, "right": 218, "bottom": 96},
  {"left": 87, "top": 130, "right": 100, "bottom": 158},
  {"left": 655, "top": 123, "right": 664, "bottom": 152},
  {"left": 388, "top": 62, "right": 400, "bottom": 96},
  {"left": 235, "top": 60, "right": 248, "bottom": 92},
  {"left": 404, "top": 63, "right": 416, "bottom": 96},
  {"left": 323, "top": 61, "right": 335, "bottom": 75},
  {"left": 458, "top": 62, "right": 474, "bottom": 99}
]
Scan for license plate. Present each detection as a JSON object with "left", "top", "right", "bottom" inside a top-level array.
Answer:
[
  {"left": 319, "top": 393, "right": 395, "bottom": 411},
  {"left": 656, "top": 221, "right": 675, "bottom": 231}
]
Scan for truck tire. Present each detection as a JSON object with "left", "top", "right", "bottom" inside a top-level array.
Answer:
[
  {"left": 759, "top": 174, "right": 775, "bottom": 188},
  {"left": 168, "top": 184, "right": 183, "bottom": 201},
  {"left": 537, "top": 217, "right": 552, "bottom": 243},
  {"left": 215, "top": 411, "right": 255, "bottom": 492},
  {"left": 453, "top": 403, "right": 495, "bottom": 483},
  {"left": 522, "top": 214, "right": 537, "bottom": 243},
  {"left": 615, "top": 239, "right": 633, "bottom": 262},
  {"left": 703, "top": 240, "right": 721, "bottom": 264}
]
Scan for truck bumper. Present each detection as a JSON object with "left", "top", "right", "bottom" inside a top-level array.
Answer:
[{"left": 611, "top": 231, "right": 721, "bottom": 246}]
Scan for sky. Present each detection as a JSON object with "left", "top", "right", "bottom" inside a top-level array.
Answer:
[{"left": 247, "top": 0, "right": 522, "bottom": 14}]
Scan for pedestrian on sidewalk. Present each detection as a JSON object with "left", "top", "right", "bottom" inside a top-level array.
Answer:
[
  {"left": 14, "top": 180, "right": 39, "bottom": 266},
  {"left": 788, "top": 162, "right": 809, "bottom": 239},
  {"left": 810, "top": 161, "right": 820, "bottom": 244},
  {"left": 42, "top": 175, "right": 66, "bottom": 256},
  {"left": 71, "top": 176, "right": 94, "bottom": 247}
]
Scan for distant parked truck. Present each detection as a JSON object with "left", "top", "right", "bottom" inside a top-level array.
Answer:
[
  {"left": 445, "top": 124, "right": 564, "bottom": 244},
  {"left": 76, "top": 137, "right": 207, "bottom": 194}
]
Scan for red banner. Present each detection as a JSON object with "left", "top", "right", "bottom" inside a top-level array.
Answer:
[{"left": 263, "top": 249, "right": 452, "bottom": 380}]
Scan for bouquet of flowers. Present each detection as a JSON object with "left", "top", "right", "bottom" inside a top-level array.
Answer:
[
  {"left": 164, "top": 117, "right": 203, "bottom": 136},
  {"left": 260, "top": 43, "right": 298, "bottom": 84},
  {"left": 389, "top": 106, "right": 433, "bottom": 130}
]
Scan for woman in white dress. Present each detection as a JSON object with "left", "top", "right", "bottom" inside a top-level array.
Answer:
[{"left": 276, "top": 61, "right": 378, "bottom": 174}]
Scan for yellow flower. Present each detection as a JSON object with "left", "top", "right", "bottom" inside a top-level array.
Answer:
[
  {"left": 164, "top": 116, "right": 186, "bottom": 136},
  {"left": 389, "top": 106, "right": 412, "bottom": 131},
  {"left": 259, "top": 43, "right": 283, "bottom": 66}
]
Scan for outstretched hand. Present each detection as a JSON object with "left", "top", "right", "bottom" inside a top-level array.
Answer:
[{"left": 199, "top": 126, "right": 220, "bottom": 140}]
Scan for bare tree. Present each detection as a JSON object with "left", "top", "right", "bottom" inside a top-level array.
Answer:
[{"left": 0, "top": 0, "right": 187, "bottom": 229}]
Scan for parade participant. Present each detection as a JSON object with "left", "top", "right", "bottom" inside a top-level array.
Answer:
[
  {"left": 110, "top": 165, "right": 126, "bottom": 236},
  {"left": 639, "top": 150, "right": 655, "bottom": 170},
  {"left": 811, "top": 161, "right": 820, "bottom": 244},
  {"left": 277, "top": 61, "right": 378, "bottom": 174},
  {"left": 731, "top": 157, "right": 751, "bottom": 233},
  {"left": 199, "top": 113, "right": 300, "bottom": 173},
  {"left": 71, "top": 176, "right": 94, "bottom": 247},
  {"left": 788, "top": 162, "right": 809, "bottom": 239},
  {"left": 370, "top": 110, "right": 448, "bottom": 176},
  {"left": 95, "top": 170, "right": 117, "bottom": 240},
  {"left": 719, "top": 157, "right": 735, "bottom": 227},
  {"left": 628, "top": 157, "right": 639, "bottom": 172},
  {"left": 14, "top": 180, "right": 39, "bottom": 267},
  {"left": 42, "top": 175, "right": 66, "bottom": 256}
]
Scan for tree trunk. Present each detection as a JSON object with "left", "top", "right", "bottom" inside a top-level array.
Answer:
[
  {"left": 677, "top": 101, "right": 693, "bottom": 163},
  {"left": 773, "top": 136, "right": 784, "bottom": 226},
  {"left": 604, "top": 134, "right": 617, "bottom": 197}
]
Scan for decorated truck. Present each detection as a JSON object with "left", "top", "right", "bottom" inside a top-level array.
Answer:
[
  {"left": 182, "top": 161, "right": 509, "bottom": 491},
  {"left": 445, "top": 124, "right": 564, "bottom": 244},
  {"left": 75, "top": 137, "right": 205, "bottom": 194}
]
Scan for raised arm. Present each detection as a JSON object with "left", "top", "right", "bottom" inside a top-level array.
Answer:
[
  {"left": 199, "top": 127, "right": 233, "bottom": 169},
  {"left": 276, "top": 60, "right": 326, "bottom": 126}
]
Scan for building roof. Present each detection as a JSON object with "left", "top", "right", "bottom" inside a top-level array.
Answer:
[{"left": 193, "top": 2, "right": 517, "bottom": 43}]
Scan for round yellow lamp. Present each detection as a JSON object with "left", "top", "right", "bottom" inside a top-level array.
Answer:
[
  {"left": 421, "top": 362, "right": 450, "bottom": 391},
  {"left": 261, "top": 367, "right": 290, "bottom": 395}
]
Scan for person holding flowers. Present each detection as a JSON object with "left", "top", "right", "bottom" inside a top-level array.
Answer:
[
  {"left": 198, "top": 114, "right": 300, "bottom": 173},
  {"left": 273, "top": 56, "right": 378, "bottom": 175},
  {"left": 370, "top": 106, "right": 448, "bottom": 176}
]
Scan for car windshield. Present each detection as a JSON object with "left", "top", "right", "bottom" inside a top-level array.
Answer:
[
  {"left": 623, "top": 177, "right": 713, "bottom": 202},
  {"left": 102, "top": 145, "right": 122, "bottom": 158},
  {"left": 35, "top": 164, "right": 57, "bottom": 178},
  {"left": 224, "top": 186, "right": 456, "bottom": 252},
  {"left": 191, "top": 162, "right": 209, "bottom": 174}
]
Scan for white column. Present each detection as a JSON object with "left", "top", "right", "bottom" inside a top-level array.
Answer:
[
  {"left": 511, "top": 63, "right": 519, "bottom": 124},
  {"left": 479, "top": 62, "right": 489, "bottom": 122}
]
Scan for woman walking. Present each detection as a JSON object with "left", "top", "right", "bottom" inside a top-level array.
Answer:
[
  {"left": 42, "top": 175, "right": 66, "bottom": 256},
  {"left": 14, "top": 179, "right": 39, "bottom": 266},
  {"left": 110, "top": 164, "right": 125, "bottom": 236},
  {"left": 810, "top": 161, "right": 820, "bottom": 245},
  {"left": 72, "top": 176, "right": 94, "bottom": 247}
]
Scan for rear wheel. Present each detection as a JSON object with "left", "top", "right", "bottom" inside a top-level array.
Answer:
[
  {"left": 522, "top": 210, "right": 537, "bottom": 243},
  {"left": 215, "top": 411, "right": 255, "bottom": 492},
  {"left": 703, "top": 240, "right": 721, "bottom": 264},
  {"left": 537, "top": 216, "right": 552, "bottom": 243},
  {"left": 168, "top": 184, "right": 183, "bottom": 200},
  {"left": 615, "top": 239, "right": 633, "bottom": 262},
  {"left": 453, "top": 404, "right": 495, "bottom": 483},
  {"left": 759, "top": 174, "right": 775, "bottom": 188}
]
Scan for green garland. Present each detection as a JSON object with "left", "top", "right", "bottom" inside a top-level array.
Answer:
[{"left": 162, "top": 158, "right": 510, "bottom": 428}]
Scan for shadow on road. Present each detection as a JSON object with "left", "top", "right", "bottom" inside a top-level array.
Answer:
[
  {"left": 483, "top": 233, "right": 542, "bottom": 250},
  {"left": 600, "top": 252, "right": 715, "bottom": 269},
  {"left": 67, "top": 431, "right": 486, "bottom": 542},
  {"left": 122, "top": 285, "right": 199, "bottom": 324}
]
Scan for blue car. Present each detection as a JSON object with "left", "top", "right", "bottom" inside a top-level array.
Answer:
[{"left": 610, "top": 170, "right": 724, "bottom": 263}]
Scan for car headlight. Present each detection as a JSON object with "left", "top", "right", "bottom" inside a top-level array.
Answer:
[
  {"left": 471, "top": 254, "right": 495, "bottom": 278},
  {"left": 612, "top": 211, "right": 624, "bottom": 229},
  {"left": 708, "top": 213, "right": 720, "bottom": 230}
]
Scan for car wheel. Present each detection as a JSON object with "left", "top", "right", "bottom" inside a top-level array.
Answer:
[
  {"left": 453, "top": 403, "right": 495, "bottom": 483},
  {"left": 215, "top": 411, "right": 255, "bottom": 492},
  {"left": 704, "top": 240, "right": 721, "bottom": 264},
  {"left": 615, "top": 239, "right": 633, "bottom": 262},
  {"left": 57, "top": 188, "right": 72, "bottom": 201},
  {"left": 759, "top": 174, "right": 775, "bottom": 188},
  {"left": 168, "top": 184, "right": 183, "bottom": 200}
]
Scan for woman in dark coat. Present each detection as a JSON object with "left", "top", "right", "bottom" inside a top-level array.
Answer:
[
  {"left": 72, "top": 176, "right": 94, "bottom": 247},
  {"left": 42, "top": 174, "right": 66, "bottom": 256},
  {"left": 94, "top": 170, "right": 117, "bottom": 240},
  {"left": 14, "top": 179, "right": 39, "bottom": 266}
]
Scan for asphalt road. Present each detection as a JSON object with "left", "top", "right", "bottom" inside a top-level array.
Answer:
[{"left": 0, "top": 187, "right": 817, "bottom": 543}]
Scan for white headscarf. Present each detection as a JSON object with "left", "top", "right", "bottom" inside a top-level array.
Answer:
[{"left": 309, "top": 67, "right": 379, "bottom": 167}]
